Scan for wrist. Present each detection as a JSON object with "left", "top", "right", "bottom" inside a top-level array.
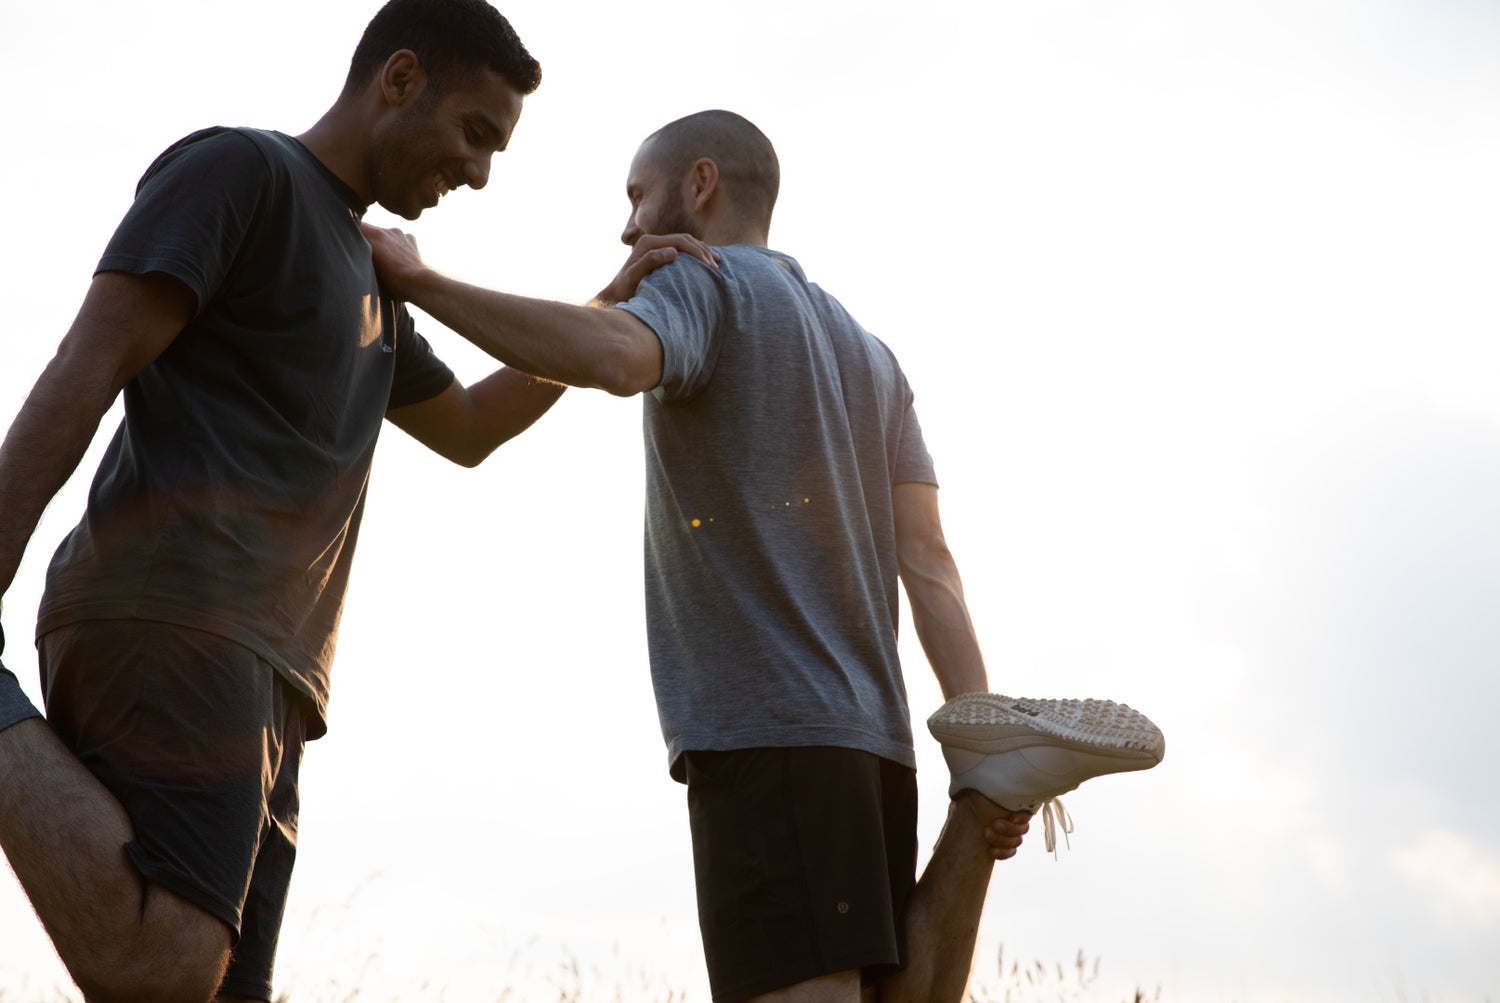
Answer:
[{"left": 405, "top": 264, "right": 444, "bottom": 301}]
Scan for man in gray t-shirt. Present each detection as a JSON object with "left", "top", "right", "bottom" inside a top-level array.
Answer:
[
  {"left": 364, "top": 110, "right": 1164, "bottom": 1003},
  {"left": 624, "top": 243, "right": 931, "bottom": 778}
]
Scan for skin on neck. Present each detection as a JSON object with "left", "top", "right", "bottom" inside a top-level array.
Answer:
[
  {"left": 683, "top": 157, "right": 771, "bottom": 247},
  {"left": 297, "top": 50, "right": 427, "bottom": 207}
]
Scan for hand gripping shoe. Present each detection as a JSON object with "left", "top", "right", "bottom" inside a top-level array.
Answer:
[{"left": 928, "top": 693, "right": 1165, "bottom": 851}]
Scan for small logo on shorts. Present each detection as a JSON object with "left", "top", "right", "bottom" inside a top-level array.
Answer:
[{"left": 836, "top": 901, "right": 850, "bottom": 914}]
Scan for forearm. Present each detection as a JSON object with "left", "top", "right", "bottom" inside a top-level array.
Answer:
[
  {"left": 905, "top": 561, "right": 990, "bottom": 700},
  {"left": 0, "top": 358, "right": 116, "bottom": 596},
  {"left": 893, "top": 482, "right": 990, "bottom": 699},
  {"left": 386, "top": 367, "right": 569, "bottom": 468},
  {"left": 406, "top": 270, "right": 660, "bottom": 395},
  {"left": 464, "top": 368, "right": 568, "bottom": 451}
]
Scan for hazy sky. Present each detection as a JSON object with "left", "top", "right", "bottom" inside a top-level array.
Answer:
[{"left": 2, "top": 1, "right": 1497, "bottom": 1001}]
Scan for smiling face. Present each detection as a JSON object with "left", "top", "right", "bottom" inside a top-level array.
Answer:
[
  {"left": 620, "top": 139, "right": 700, "bottom": 246},
  {"left": 368, "top": 66, "right": 524, "bottom": 220}
]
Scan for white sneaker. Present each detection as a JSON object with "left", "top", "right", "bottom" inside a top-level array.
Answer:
[{"left": 928, "top": 693, "right": 1164, "bottom": 849}]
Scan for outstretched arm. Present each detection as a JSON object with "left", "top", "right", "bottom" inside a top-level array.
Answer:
[
  {"left": 0, "top": 271, "right": 193, "bottom": 599},
  {"left": 363, "top": 224, "right": 714, "bottom": 397},
  {"left": 895, "top": 482, "right": 1028, "bottom": 861},
  {"left": 385, "top": 368, "right": 567, "bottom": 467},
  {"left": 894, "top": 481, "right": 988, "bottom": 699}
]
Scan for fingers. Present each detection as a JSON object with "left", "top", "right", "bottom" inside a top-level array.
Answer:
[
  {"left": 598, "top": 234, "right": 716, "bottom": 304},
  {"left": 358, "top": 223, "right": 417, "bottom": 252},
  {"left": 985, "top": 811, "right": 1032, "bottom": 861},
  {"left": 622, "top": 247, "right": 677, "bottom": 283},
  {"left": 634, "top": 233, "right": 718, "bottom": 268}
]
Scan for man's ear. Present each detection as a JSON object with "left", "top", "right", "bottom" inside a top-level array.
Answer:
[
  {"left": 379, "top": 49, "right": 426, "bottom": 107},
  {"left": 688, "top": 157, "right": 721, "bottom": 211}
]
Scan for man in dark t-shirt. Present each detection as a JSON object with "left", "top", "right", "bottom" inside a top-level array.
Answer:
[{"left": 0, "top": 3, "right": 709, "bottom": 1001}]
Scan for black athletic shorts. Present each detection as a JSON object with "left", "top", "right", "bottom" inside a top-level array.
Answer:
[
  {"left": 39, "top": 619, "right": 310, "bottom": 1001},
  {"left": 682, "top": 745, "right": 919, "bottom": 1003}
]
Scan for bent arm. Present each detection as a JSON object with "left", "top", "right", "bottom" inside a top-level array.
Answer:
[
  {"left": 386, "top": 368, "right": 567, "bottom": 467},
  {"left": 0, "top": 270, "right": 194, "bottom": 596},
  {"left": 894, "top": 481, "right": 989, "bottom": 699}
]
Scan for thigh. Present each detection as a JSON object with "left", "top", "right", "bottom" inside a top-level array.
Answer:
[
  {"left": 684, "top": 746, "right": 918, "bottom": 1003},
  {"left": 744, "top": 969, "right": 863, "bottom": 1003},
  {"left": 40, "top": 619, "right": 304, "bottom": 962}
]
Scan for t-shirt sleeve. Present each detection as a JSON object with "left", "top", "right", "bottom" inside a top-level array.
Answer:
[
  {"left": 97, "top": 128, "right": 270, "bottom": 314},
  {"left": 387, "top": 303, "right": 456, "bottom": 410},
  {"left": 894, "top": 393, "right": 939, "bottom": 487},
  {"left": 617, "top": 257, "right": 725, "bottom": 402}
]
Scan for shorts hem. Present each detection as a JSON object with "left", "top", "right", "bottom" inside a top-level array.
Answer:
[
  {"left": 216, "top": 976, "right": 273, "bottom": 1002},
  {"left": 126, "top": 841, "right": 243, "bottom": 938},
  {"left": 711, "top": 950, "right": 903, "bottom": 1003}
]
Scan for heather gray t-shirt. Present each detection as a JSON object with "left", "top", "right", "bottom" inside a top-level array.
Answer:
[
  {"left": 37, "top": 128, "right": 454, "bottom": 733},
  {"left": 619, "top": 246, "right": 936, "bottom": 778}
]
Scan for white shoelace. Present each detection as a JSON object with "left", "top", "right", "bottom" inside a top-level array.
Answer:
[{"left": 1038, "top": 797, "right": 1075, "bottom": 855}]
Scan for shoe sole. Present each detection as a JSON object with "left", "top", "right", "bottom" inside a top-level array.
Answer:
[{"left": 928, "top": 693, "right": 1165, "bottom": 764}]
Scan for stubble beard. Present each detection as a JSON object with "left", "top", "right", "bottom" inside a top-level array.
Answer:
[{"left": 649, "top": 198, "right": 702, "bottom": 242}]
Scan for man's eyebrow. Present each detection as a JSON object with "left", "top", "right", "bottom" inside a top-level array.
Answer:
[{"left": 469, "top": 112, "right": 507, "bottom": 150}]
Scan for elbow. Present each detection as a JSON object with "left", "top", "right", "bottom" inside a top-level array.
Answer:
[
  {"left": 451, "top": 450, "right": 489, "bottom": 469},
  {"left": 578, "top": 313, "right": 661, "bottom": 397},
  {"left": 444, "top": 429, "right": 506, "bottom": 468},
  {"left": 445, "top": 442, "right": 493, "bottom": 468},
  {"left": 897, "top": 537, "right": 953, "bottom": 579},
  {"left": 596, "top": 370, "right": 654, "bottom": 398},
  {"left": 587, "top": 343, "right": 658, "bottom": 397}
]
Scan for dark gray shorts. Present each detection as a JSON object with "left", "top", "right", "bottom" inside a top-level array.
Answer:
[
  {"left": 40, "top": 619, "right": 308, "bottom": 1001},
  {"left": 682, "top": 745, "right": 919, "bottom": 1003}
]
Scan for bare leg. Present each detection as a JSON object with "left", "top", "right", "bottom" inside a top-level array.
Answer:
[
  {"left": 745, "top": 969, "right": 863, "bottom": 1003},
  {"left": 0, "top": 718, "right": 232, "bottom": 1002},
  {"left": 875, "top": 791, "right": 1027, "bottom": 1003}
]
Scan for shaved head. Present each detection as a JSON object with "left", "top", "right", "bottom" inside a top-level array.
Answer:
[{"left": 642, "top": 110, "right": 780, "bottom": 229}]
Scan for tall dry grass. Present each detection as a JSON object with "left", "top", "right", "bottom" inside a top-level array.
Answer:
[{"left": 0, "top": 944, "right": 1157, "bottom": 1003}]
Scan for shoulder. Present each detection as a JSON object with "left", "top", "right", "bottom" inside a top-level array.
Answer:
[
  {"left": 137, "top": 127, "right": 288, "bottom": 194},
  {"left": 629, "top": 251, "right": 726, "bottom": 315},
  {"left": 714, "top": 245, "right": 804, "bottom": 280},
  {"left": 147, "top": 127, "right": 269, "bottom": 168}
]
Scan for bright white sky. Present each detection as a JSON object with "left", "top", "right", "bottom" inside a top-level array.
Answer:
[{"left": 2, "top": 1, "right": 1498, "bottom": 1001}]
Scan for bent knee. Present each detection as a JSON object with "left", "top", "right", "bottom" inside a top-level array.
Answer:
[
  {"left": 69, "top": 896, "right": 232, "bottom": 1003},
  {"left": 73, "top": 949, "right": 229, "bottom": 1003}
]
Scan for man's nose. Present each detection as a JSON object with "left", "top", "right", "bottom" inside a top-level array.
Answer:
[{"left": 465, "top": 154, "right": 492, "bottom": 191}]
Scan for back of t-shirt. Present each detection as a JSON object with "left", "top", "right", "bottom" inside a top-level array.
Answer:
[{"left": 621, "top": 246, "right": 936, "bottom": 777}]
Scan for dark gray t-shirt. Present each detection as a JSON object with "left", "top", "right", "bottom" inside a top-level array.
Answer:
[
  {"left": 619, "top": 246, "right": 936, "bottom": 778},
  {"left": 38, "top": 128, "right": 454, "bottom": 732}
]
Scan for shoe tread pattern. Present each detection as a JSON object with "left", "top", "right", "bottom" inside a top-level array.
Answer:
[{"left": 928, "top": 693, "right": 1165, "bottom": 760}]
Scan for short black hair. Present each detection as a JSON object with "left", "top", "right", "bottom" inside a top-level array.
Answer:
[
  {"left": 646, "top": 110, "right": 780, "bottom": 227},
  {"left": 342, "top": 0, "right": 541, "bottom": 98}
]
